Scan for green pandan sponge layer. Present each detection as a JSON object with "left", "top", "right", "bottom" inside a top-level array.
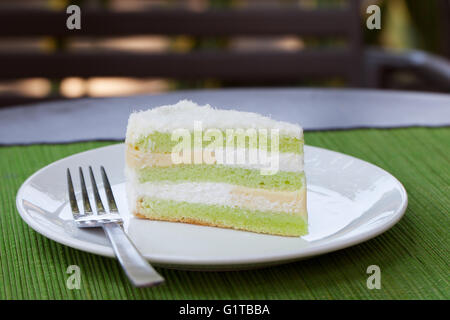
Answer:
[
  {"left": 138, "top": 197, "right": 308, "bottom": 236},
  {"left": 134, "top": 131, "right": 303, "bottom": 154},
  {"left": 138, "top": 165, "right": 305, "bottom": 191}
]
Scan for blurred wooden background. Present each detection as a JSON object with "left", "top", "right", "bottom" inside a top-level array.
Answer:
[{"left": 0, "top": 0, "right": 448, "bottom": 107}]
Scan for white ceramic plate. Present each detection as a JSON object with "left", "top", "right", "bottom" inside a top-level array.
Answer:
[{"left": 16, "top": 144, "right": 407, "bottom": 270}]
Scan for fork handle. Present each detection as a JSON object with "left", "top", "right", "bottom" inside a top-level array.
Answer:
[{"left": 102, "top": 222, "right": 164, "bottom": 287}]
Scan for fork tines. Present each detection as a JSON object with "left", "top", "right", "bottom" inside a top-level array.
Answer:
[{"left": 67, "top": 166, "right": 122, "bottom": 226}]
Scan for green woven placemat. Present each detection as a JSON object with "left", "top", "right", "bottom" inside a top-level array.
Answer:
[{"left": 0, "top": 127, "right": 449, "bottom": 299}]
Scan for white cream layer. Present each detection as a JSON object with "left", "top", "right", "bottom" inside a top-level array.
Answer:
[
  {"left": 128, "top": 147, "right": 304, "bottom": 172},
  {"left": 127, "top": 181, "right": 306, "bottom": 215},
  {"left": 205, "top": 148, "right": 304, "bottom": 173}
]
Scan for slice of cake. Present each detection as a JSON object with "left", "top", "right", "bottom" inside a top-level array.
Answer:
[{"left": 125, "top": 100, "right": 307, "bottom": 236}]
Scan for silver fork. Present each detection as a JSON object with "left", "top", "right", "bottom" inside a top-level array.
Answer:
[{"left": 67, "top": 166, "right": 164, "bottom": 287}]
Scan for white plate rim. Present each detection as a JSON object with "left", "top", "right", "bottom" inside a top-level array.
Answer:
[{"left": 16, "top": 143, "right": 408, "bottom": 269}]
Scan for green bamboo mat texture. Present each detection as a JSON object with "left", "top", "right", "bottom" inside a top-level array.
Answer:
[{"left": 0, "top": 127, "right": 449, "bottom": 300}]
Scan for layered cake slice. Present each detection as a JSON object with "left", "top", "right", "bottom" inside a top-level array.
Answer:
[{"left": 125, "top": 100, "right": 307, "bottom": 236}]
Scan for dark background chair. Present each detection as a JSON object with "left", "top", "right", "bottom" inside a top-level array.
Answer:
[{"left": 0, "top": 0, "right": 448, "bottom": 107}]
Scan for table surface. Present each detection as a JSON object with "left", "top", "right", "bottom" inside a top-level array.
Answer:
[
  {"left": 0, "top": 89, "right": 449, "bottom": 299},
  {"left": 1, "top": 88, "right": 449, "bottom": 144}
]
